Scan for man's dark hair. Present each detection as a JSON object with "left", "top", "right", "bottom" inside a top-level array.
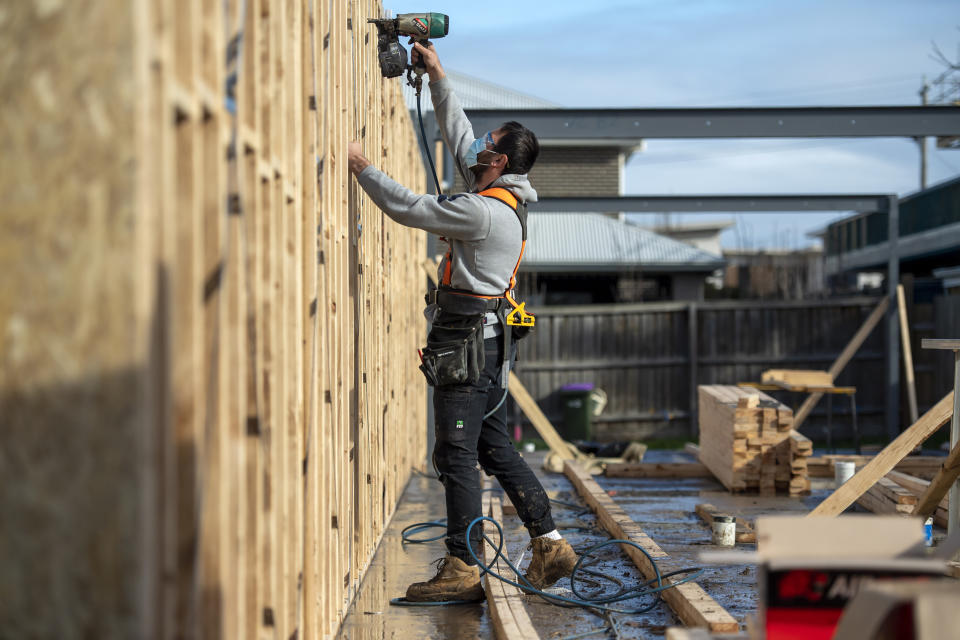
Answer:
[{"left": 494, "top": 121, "right": 539, "bottom": 175}]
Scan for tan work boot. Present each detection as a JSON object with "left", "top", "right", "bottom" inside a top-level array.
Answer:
[
  {"left": 405, "top": 555, "right": 484, "bottom": 602},
  {"left": 524, "top": 537, "right": 578, "bottom": 590}
]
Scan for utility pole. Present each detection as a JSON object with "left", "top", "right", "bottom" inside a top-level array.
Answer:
[{"left": 917, "top": 77, "right": 929, "bottom": 190}]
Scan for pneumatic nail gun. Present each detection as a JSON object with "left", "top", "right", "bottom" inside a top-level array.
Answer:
[{"left": 367, "top": 12, "right": 449, "bottom": 91}]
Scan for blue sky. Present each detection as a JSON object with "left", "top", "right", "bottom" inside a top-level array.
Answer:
[{"left": 381, "top": 1, "right": 960, "bottom": 249}]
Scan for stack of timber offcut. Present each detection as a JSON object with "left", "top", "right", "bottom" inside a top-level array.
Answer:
[{"left": 698, "top": 385, "right": 811, "bottom": 496}]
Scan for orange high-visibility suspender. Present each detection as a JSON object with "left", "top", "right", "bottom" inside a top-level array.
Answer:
[{"left": 440, "top": 187, "right": 525, "bottom": 298}]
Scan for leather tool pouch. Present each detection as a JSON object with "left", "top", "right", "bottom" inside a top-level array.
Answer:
[{"left": 419, "top": 312, "right": 485, "bottom": 387}]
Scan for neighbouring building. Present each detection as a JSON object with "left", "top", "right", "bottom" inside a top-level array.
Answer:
[
  {"left": 819, "top": 175, "right": 960, "bottom": 406},
  {"left": 819, "top": 175, "right": 960, "bottom": 294},
  {"left": 650, "top": 219, "right": 825, "bottom": 299},
  {"left": 648, "top": 219, "right": 733, "bottom": 290},
  {"left": 518, "top": 214, "right": 725, "bottom": 305},
  {"left": 720, "top": 247, "right": 825, "bottom": 299}
]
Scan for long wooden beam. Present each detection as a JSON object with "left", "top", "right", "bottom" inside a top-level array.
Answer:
[
  {"left": 806, "top": 455, "right": 947, "bottom": 479},
  {"left": 913, "top": 440, "right": 960, "bottom": 520},
  {"left": 606, "top": 462, "right": 712, "bottom": 478},
  {"left": 482, "top": 488, "right": 541, "bottom": 640},
  {"left": 508, "top": 371, "right": 585, "bottom": 462},
  {"left": 896, "top": 285, "right": 919, "bottom": 424},
  {"left": 809, "top": 392, "right": 953, "bottom": 516},
  {"left": 793, "top": 297, "right": 889, "bottom": 429},
  {"left": 563, "top": 460, "right": 739, "bottom": 632}
]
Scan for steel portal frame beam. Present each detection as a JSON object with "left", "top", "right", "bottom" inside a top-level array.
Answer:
[
  {"left": 531, "top": 194, "right": 890, "bottom": 213},
  {"left": 464, "top": 106, "right": 960, "bottom": 141}
]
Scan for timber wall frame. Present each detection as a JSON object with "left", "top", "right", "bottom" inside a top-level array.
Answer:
[{"left": 1, "top": 1, "right": 426, "bottom": 638}]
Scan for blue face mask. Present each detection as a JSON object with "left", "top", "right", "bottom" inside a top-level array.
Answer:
[{"left": 465, "top": 131, "right": 496, "bottom": 169}]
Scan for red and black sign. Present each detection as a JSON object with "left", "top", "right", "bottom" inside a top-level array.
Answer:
[
  {"left": 767, "top": 567, "right": 935, "bottom": 608},
  {"left": 764, "top": 566, "right": 937, "bottom": 640}
]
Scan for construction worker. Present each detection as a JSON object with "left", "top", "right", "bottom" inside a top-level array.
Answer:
[{"left": 347, "top": 42, "right": 577, "bottom": 603}]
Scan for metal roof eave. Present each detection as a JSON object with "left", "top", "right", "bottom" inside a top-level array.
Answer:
[{"left": 520, "top": 261, "right": 726, "bottom": 274}]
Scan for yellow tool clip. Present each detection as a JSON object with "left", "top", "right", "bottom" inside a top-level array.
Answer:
[{"left": 506, "top": 302, "right": 535, "bottom": 327}]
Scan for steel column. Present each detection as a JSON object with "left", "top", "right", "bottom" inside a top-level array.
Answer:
[
  {"left": 951, "top": 351, "right": 959, "bottom": 537},
  {"left": 886, "top": 195, "right": 901, "bottom": 440}
]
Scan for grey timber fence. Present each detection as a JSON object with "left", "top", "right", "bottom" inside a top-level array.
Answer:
[{"left": 513, "top": 297, "right": 898, "bottom": 442}]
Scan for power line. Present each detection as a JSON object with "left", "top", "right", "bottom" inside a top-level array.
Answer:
[
  {"left": 934, "top": 152, "right": 960, "bottom": 174},
  {"left": 626, "top": 138, "right": 871, "bottom": 167},
  {"left": 684, "top": 73, "right": 922, "bottom": 105}
]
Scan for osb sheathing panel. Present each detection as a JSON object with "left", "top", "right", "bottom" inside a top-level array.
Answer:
[
  {"left": 0, "top": 1, "right": 141, "bottom": 638},
  {"left": 0, "top": 0, "right": 428, "bottom": 638}
]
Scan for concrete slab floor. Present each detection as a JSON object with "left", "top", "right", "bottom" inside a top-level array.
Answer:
[
  {"left": 337, "top": 450, "right": 839, "bottom": 640},
  {"left": 336, "top": 470, "right": 494, "bottom": 640}
]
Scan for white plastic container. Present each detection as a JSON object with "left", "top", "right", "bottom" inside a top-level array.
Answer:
[
  {"left": 834, "top": 460, "right": 856, "bottom": 488},
  {"left": 712, "top": 515, "right": 736, "bottom": 547}
]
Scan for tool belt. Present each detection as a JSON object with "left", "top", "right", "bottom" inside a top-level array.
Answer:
[
  {"left": 425, "top": 288, "right": 501, "bottom": 315},
  {"left": 419, "top": 286, "right": 531, "bottom": 389}
]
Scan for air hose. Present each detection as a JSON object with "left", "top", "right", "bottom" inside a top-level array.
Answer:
[
  {"left": 390, "top": 509, "right": 705, "bottom": 612},
  {"left": 415, "top": 86, "right": 443, "bottom": 197}
]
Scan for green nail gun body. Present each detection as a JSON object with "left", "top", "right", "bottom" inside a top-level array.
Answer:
[{"left": 368, "top": 12, "right": 449, "bottom": 87}]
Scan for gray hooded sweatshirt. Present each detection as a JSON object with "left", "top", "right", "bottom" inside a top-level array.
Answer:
[{"left": 356, "top": 76, "right": 537, "bottom": 315}]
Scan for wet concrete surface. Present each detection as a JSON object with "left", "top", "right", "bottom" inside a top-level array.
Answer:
[
  {"left": 336, "top": 470, "right": 493, "bottom": 640},
  {"left": 338, "top": 450, "right": 836, "bottom": 639}
]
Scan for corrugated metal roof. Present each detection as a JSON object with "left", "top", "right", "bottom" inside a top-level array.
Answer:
[
  {"left": 403, "top": 70, "right": 557, "bottom": 112},
  {"left": 523, "top": 214, "right": 725, "bottom": 272}
]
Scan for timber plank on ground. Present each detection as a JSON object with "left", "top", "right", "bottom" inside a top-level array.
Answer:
[
  {"left": 482, "top": 488, "right": 541, "bottom": 640},
  {"left": 605, "top": 462, "right": 713, "bottom": 478},
  {"left": 806, "top": 455, "right": 948, "bottom": 479},
  {"left": 809, "top": 392, "right": 953, "bottom": 517},
  {"left": 564, "top": 460, "right": 739, "bottom": 633},
  {"left": 886, "top": 471, "right": 950, "bottom": 528}
]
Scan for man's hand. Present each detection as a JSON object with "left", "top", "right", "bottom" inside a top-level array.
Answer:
[
  {"left": 348, "top": 141, "right": 371, "bottom": 176},
  {"left": 411, "top": 42, "right": 445, "bottom": 81}
]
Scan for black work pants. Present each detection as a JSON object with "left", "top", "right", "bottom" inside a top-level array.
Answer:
[{"left": 432, "top": 334, "right": 555, "bottom": 564}]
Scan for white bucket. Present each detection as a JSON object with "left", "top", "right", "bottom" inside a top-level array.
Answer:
[
  {"left": 834, "top": 460, "right": 856, "bottom": 488},
  {"left": 712, "top": 515, "right": 736, "bottom": 547}
]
